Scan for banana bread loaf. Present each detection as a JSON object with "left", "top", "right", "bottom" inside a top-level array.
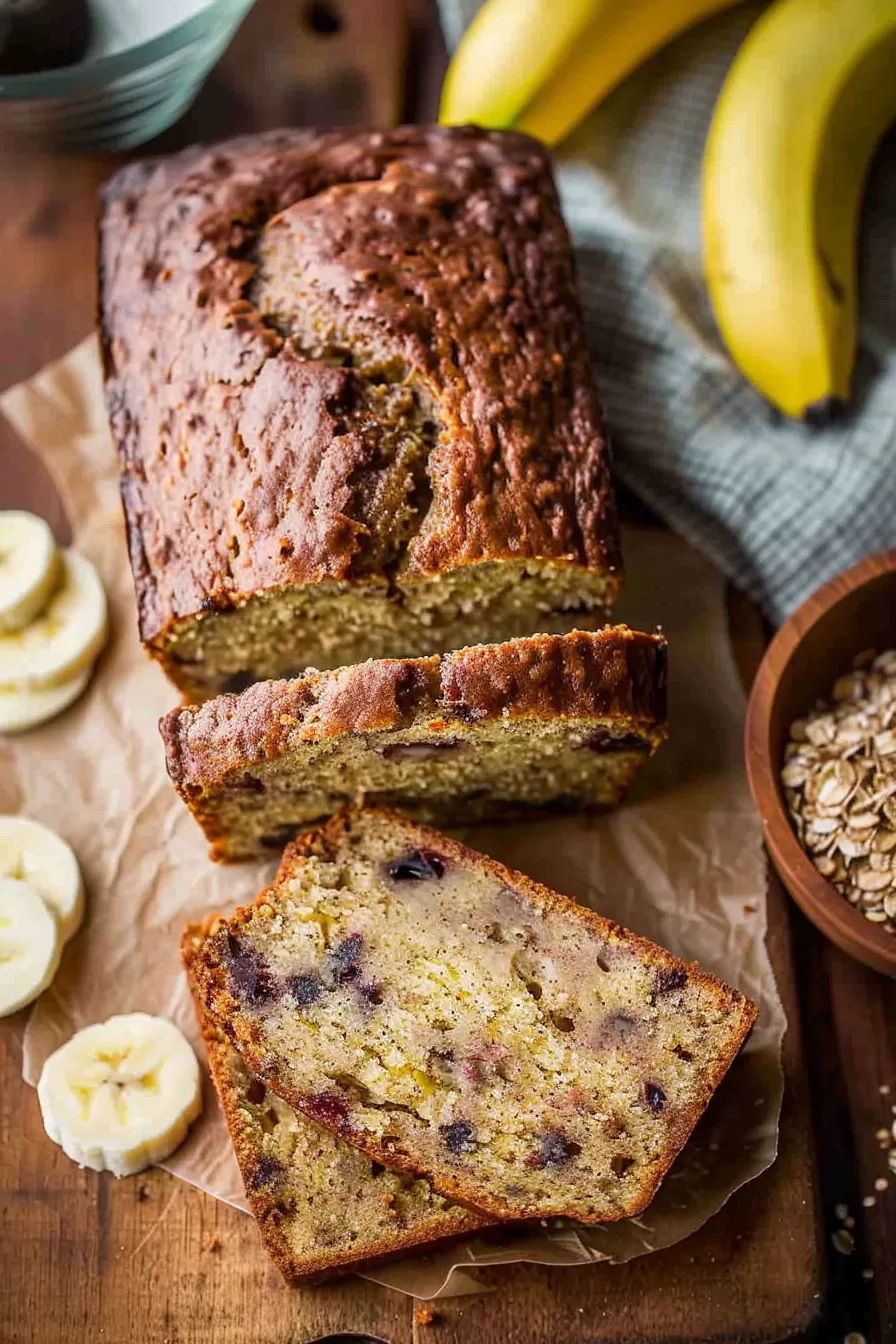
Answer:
[
  {"left": 183, "top": 930, "right": 491, "bottom": 1281},
  {"left": 99, "top": 126, "right": 621, "bottom": 700},
  {"left": 162, "top": 626, "right": 667, "bottom": 861},
  {"left": 188, "top": 808, "right": 757, "bottom": 1224}
]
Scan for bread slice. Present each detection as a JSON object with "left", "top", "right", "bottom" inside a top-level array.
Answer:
[
  {"left": 187, "top": 808, "right": 757, "bottom": 1224},
  {"left": 100, "top": 127, "right": 621, "bottom": 701},
  {"left": 161, "top": 626, "right": 667, "bottom": 861},
  {"left": 182, "top": 931, "right": 491, "bottom": 1282}
]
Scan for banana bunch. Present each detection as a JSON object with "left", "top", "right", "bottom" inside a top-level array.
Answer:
[
  {"left": 441, "top": 0, "right": 896, "bottom": 420},
  {"left": 0, "top": 510, "right": 107, "bottom": 731},
  {"left": 440, "top": 0, "right": 742, "bottom": 147}
]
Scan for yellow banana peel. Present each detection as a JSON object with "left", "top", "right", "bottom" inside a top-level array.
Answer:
[{"left": 702, "top": 0, "right": 896, "bottom": 420}]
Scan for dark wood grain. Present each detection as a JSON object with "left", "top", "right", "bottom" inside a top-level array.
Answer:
[
  {"left": 7, "top": 0, "right": 895, "bottom": 1339},
  {"left": 745, "top": 548, "right": 896, "bottom": 977}
]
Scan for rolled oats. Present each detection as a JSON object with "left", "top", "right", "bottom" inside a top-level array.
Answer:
[
  {"left": 855, "top": 867, "right": 891, "bottom": 893},
  {"left": 782, "top": 651, "right": 896, "bottom": 936}
]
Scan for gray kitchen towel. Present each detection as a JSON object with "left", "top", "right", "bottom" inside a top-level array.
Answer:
[{"left": 438, "top": 0, "right": 896, "bottom": 623}]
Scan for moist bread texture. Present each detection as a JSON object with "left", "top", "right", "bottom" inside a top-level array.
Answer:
[
  {"left": 99, "top": 125, "right": 622, "bottom": 700},
  {"left": 162, "top": 627, "right": 667, "bottom": 860},
  {"left": 183, "top": 932, "right": 491, "bottom": 1281},
  {"left": 188, "top": 808, "right": 757, "bottom": 1224}
]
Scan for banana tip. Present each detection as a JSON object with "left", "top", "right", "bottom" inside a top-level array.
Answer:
[{"left": 802, "top": 395, "right": 846, "bottom": 429}]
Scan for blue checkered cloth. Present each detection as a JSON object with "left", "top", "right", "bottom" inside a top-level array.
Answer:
[{"left": 438, "top": 0, "right": 896, "bottom": 623}]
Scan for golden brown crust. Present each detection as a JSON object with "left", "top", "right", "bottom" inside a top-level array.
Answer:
[
  {"left": 161, "top": 626, "right": 667, "bottom": 795},
  {"left": 187, "top": 807, "right": 757, "bottom": 1224},
  {"left": 99, "top": 126, "right": 621, "bottom": 653},
  {"left": 182, "top": 929, "right": 492, "bottom": 1282}
]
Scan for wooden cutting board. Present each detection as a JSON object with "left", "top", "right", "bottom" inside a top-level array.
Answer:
[{"left": 0, "top": 1, "right": 824, "bottom": 1340}]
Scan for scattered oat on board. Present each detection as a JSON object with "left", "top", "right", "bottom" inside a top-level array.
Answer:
[{"left": 783, "top": 650, "right": 896, "bottom": 934}]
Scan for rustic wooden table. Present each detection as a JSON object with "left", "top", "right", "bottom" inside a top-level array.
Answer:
[{"left": 1, "top": 3, "right": 894, "bottom": 1342}]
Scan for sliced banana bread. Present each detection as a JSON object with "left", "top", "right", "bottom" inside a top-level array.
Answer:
[
  {"left": 100, "top": 126, "right": 621, "bottom": 701},
  {"left": 188, "top": 808, "right": 757, "bottom": 1224},
  {"left": 162, "top": 627, "right": 667, "bottom": 861},
  {"left": 183, "top": 930, "right": 491, "bottom": 1281}
]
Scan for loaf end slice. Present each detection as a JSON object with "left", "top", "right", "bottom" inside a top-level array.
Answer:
[
  {"left": 183, "top": 928, "right": 492, "bottom": 1282},
  {"left": 188, "top": 808, "right": 757, "bottom": 1224},
  {"left": 161, "top": 626, "right": 667, "bottom": 861}
]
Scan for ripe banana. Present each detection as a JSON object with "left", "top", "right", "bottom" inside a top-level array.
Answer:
[
  {"left": 440, "top": 0, "right": 603, "bottom": 132},
  {"left": 0, "top": 877, "right": 61, "bottom": 1016},
  {"left": 0, "top": 548, "right": 107, "bottom": 690},
  {"left": 0, "top": 816, "right": 83, "bottom": 942},
  {"left": 440, "top": 0, "right": 742, "bottom": 146},
  {"left": 0, "top": 512, "right": 60, "bottom": 634},
  {"left": 0, "top": 664, "right": 93, "bottom": 734},
  {"left": 38, "top": 1014, "right": 203, "bottom": 1177},
  {"left": 702, "top": 0, "right": 896, "bottom": 421}
]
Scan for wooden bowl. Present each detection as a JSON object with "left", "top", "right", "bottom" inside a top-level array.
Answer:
[{"left": 746, "top": 549, "right": 896, "bottom": 977}]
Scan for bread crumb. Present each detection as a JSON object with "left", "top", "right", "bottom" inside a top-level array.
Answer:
[
  {"left": 414, "top": 1306, "right": 439, "bottom": 1327},
  {"left": 205, "top": 1233, "right": 222, "bottom": 1253},
  {"left": 136, "top": 1184, "right": 150, "bottom": 1202}
]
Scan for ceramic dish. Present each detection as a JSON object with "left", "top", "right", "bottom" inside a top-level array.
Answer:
[{"left": 0, "top": 0, "right": 254, "bottom": 151}]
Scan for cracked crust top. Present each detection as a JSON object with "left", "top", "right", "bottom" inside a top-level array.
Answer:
[{"left": 99, "top": 125, "right": 620, "bottom": 648}]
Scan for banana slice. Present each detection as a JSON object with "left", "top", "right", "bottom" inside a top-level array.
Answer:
[
  {"left": 0, "top": 549, "right": 107, "bottom": 690},
  {"left": 0, "top": 662, "right": 92, "bottom": 735},
  {"left": 0, "top": 511, "right": 61, "bottom": 634},
  {"left": 0, "top": 816, "right": 84, "bottom": 942},
  {"left": 37, "top": 1013, "right": 203, "bottom": 1177},
  {"left": 0, "top": 877, "right": 62, "bottom": 1016}
]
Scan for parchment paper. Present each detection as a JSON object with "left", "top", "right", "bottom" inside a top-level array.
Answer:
[{"left": 1, "top": 336, "right": 785, "bottom": 1299}]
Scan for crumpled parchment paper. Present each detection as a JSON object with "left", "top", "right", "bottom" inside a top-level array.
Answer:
[{"left": 1, "top": 336, "right": 784, "bottom": 1299}]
